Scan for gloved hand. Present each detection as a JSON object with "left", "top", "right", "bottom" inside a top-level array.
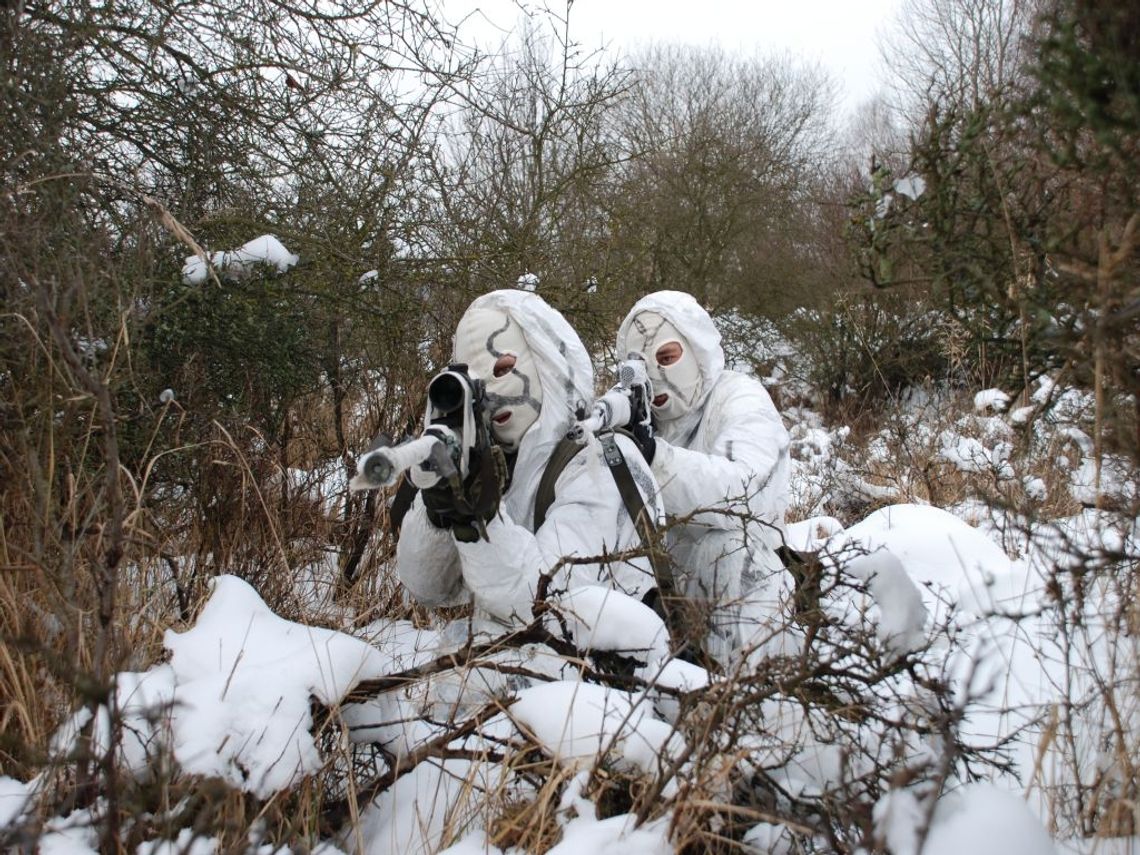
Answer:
[
  {"left": 629, "top": 418, "right": 657, "bottom": 465},
  {"left": 420, "top": 445, "right": 507, "bottom": 542},
  {"left": 420, "top": 479, "right": 463, "bottom": 529}
]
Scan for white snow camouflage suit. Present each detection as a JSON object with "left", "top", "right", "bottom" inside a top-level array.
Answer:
[
  {"left": 396, "top": 289, "right": 664, "bottom": 629},
  {"left": 617, "top": 290, "right": 792, "bottom": 665}
]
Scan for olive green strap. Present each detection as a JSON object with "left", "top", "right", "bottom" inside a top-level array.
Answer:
[
  {"left": 533, "top": 437, "right": 587, "bottom": 529},
  {"left": 388, "top": 476, "right": 419, "bottom": 534},
  {"left": 598, "top": 432, "right": 676, "bottom": 600}
]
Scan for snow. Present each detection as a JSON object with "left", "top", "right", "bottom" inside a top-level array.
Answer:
[
  {"left": 1023, "top": 474, "right": 1047, "bottom": 501},
  {"left": 873, "top": 787, "right": 926, "bottom": 855},
  {"left": 922, "top": 783, "right": 1058, "bottom": 855},
  {"left": 18, "top": 366, "right": 1136, "bottom": 853},
  {"left": 0, "top": 776, "right": 32, "bottom": 830},
  {"left": 840, "top": 549, "right": 928, "bottom": 657},
  {"left": 875, "top": 784, "right": 1059, "bottom": 855},
  {"left": 349, "top": 677, "right": 683, "bottom": 855},
  {"left": 939, "top": 429, "right": 1015, "bottom": 479},
  {"left": 1010, "top": 404, "right": 1035, "bottom": 425},
  {"left": 136, "top": 828, "right": 218, "bottom": 855},
  {"left": 437, "top": 835, "right": 497, "bottom": 855},
  {"left": 284, "top": 459, "right": 349, "bottom": 517},
  {"left": 181, "top": 234, "right": 298, "bottom": 285},
  {"left": 45, "top": 667, "right": 177, "bottom": 787},
  {"left": 785, "top": 514, "right": 845, "bottom": 551},
  {"left": 546, "top": 812, "right": 672, "bottom": 854},
  {"left": 742, "top": 821, "right": 794, "bottom": 853},
  {"left": 546, "top": 587, "right": 670, "bottom": 664},
  {"left": 1070, "top": 451, "right": 1137, "bottom": 505},
  {"left": 436, "top": 774, "right": 673, "bottom": 855},
  {"left": 355, "top": 758, "right": 483, "bottom": 855},
  {"left": 38, "top": 809, "right": 100, "bottom": 854},
  {"left": 873, "top": 174, "right": 926, "bottom": 218},
  {"left": 894, "top": 174, "right": 927, "bottom": 201},
  {"left": 635, "top": 656, "right": 709, "bottom": 693},
  {"left": 162, "top": 575, "right": 386, "bottom": 797},
  {"left": 510, "top": 681, "right": 682, "bottom": 773},
  {"left": 822, "top": 504, "right": 1020, "bottom": 618},
  {"left": 27, "top": 581, "right": 586, "bottom": 851},
  {"left": 974, "top": 388, "right": 1011, "bottom": 413}
]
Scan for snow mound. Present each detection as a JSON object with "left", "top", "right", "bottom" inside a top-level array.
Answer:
[
  {"left": 823, "top": 504, "right": 1018, "bottom": 617},
  {"left": 547, "top": 586, "right": 669, "bottom": 663},
  {"left": 356, "top": 758, "right": 482, "bottom": 855},
  {"left": 635, "top": 656, "right": 710, "bottom": 693},
  {"left": 163, "top": 575, "right": 385, "bottom": 797},
  {"left": 136, "top": 828, "right": 218, "bottom": 855},
  {"left": 875, "top": 784, "right": 1056, "bottom": 855},
  {"left": 843, "top": 550, "right": 929, "bottom": 657},
  {"left": 510, "top": 681, "right": 681, "bottom": 773},
  {"left": 786, "top": 515, "right": 844, "bottom": 551},
  {"left": 974, "top": 388, "right": 1011, "bottom": 413},
  {"left": 547, "top": 812, "right": 673, "bottom": 854},
  {"left": 0, "top": 776, "right": 32, "bottom": 830},
  {"left": 923, "top": 783, "right": 1056, "bottom": 855},
  {"left": 939, "top": 431, "right": 1014, "bottom": 479}
]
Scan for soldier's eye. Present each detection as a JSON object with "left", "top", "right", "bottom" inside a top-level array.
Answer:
[
  {"left": 493, "top": 354, "right": 517, "bottom": 378},
  {"left": 656, "top": 342, "right": 683, "bottom": 366}
]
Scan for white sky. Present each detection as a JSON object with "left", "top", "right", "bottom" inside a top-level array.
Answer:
[{"left": 444, "top": 0, "right": 905, "bottom": 116}]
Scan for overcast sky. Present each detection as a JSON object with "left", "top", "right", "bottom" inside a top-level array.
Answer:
[{"left": 444, "top": 0, "right": 905, "bottom": 117}]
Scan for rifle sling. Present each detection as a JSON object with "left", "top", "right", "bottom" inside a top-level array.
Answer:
[
  {"left": 534, "top": 433, "right": 675, "bottom": 601},
  {"left": 388, "top": 475, "right": 418, "bottom": 535},
  {"left": 532, "top": 437, "right": 587, "bottom": 529},
  {"left": 602, "top": 432, "right": 676, "bottom": 600}
]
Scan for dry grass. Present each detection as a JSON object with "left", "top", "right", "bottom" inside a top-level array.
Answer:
[
  {"left": 1, "top": 293, "right": 1135, "bottom": 851},
  {"left": 0, "top": 268, "right": 431, "bottom": 846}
]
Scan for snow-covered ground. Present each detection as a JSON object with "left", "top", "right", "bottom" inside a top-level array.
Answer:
[{"left": 1, "top": 371, "right": 1136, "bottom": 855}]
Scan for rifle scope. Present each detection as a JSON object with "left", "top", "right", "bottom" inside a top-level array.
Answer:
[{"left": 428, "top": 366, "right": 470, "bottom": 415}]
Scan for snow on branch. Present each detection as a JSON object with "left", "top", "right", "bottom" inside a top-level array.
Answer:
[{"left": 181, "top": 234, "right": 298, "bottom": 285}]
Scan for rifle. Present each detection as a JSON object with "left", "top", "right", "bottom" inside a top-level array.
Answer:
[
  {"left": 350, "top": 364, "right": 490, "bottom": 493},
  {"left": 573, "top": 353, "right": 653, "bottom": 440}
]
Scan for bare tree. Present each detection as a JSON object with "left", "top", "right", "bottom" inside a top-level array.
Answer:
[
  {"left": 843, "top": 94, "right": 911, "bottom": 176},
  {"left": 417, "top": 8, "right": 633, "bottom": 333},
  {"left": 881, "top": 0, "right": 1041, "bottom": 123},
  {"left": 606, "top": 45, "right": 836, "bottom": 315}
]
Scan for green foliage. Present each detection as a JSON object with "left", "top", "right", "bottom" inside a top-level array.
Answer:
[
  {"left": 777, "top": 291, "right": 958, "bottom": 415},
  {"left": 1033, "top": 4, "right": 1140, "bottom": 173},
  {"left": 852, "top": 0, "right": 1139, "bottom": 444},
  {"left": 145, "top": 272, "right": 323, "bottom": 437}
]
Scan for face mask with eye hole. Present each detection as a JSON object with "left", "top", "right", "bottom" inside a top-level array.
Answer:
[
  {"left": 624, "top": 311, "right": 703, "bottom": 422},
  {"left": 453, "top": 307, "right": 543, "bottom": 451}
]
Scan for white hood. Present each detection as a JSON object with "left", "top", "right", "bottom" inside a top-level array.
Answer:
[
  {"left": 616, "top": 290, "right": 726, "bottom": 443},
  {"left": 398, "top": 289, "right": 664, "bottom": 625},
  {"left": 455, "top": 289, "right": 593, "bottom": 527}
]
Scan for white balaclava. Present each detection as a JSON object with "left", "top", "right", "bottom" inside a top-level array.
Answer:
[
  {"left": 622, "top": 310, "right": 703, "bottom": 422},
  {"left": 453, "top": 307, "right": 543, "bottom": 451},
  {"left": 452, "top": 290, "right": 594, "bottom": 528},
  {"left": 616, "top": 291, "right": 726, "bottom": 444}
]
